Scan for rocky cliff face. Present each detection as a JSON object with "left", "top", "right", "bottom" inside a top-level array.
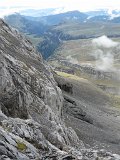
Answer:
[
  {"left": 0, "top": 18, "right": 82, "bottom": 159},
  {"left": 0, "top": 19, "right": 120, "bottom": 159}
]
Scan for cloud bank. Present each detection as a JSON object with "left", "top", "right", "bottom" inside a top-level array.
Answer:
[
  {"left": 66, "top": 55, "right": 79, "bottom": 64},
  {"left": 92, "top": 36, "right": 119, "bottom": 72},
  {"left": 92, "top": 35, "right": 119, "bottom": 48},
  {"left": 0, "top": 7, "right": 26, "bottom": 18},
  {"left": 95, "top": 52, "right": 114, "bottom": 71}
]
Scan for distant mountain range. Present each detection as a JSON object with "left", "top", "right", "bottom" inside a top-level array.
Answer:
[
  {"left": 4, "top": 10, "right": 120, "bottom": 38},
  {"left": 5, "top": 9, "right": 120, "bottom": 26},
  {"left": 4, "top": 9, "right": 120, "bottom": 59},
  {"left": 18, "top": 8, "right": 120, "bottom": 19},
  {"left": 37, "top": 10, "right": 88, "bottom": 25}
]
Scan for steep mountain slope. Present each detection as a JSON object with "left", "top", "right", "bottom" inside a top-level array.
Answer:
[
  {"left": 4, "top": 13, "right": 49, "bottom": 36},
  {"left": 4, "top": 14, "right": 48, "bottom": 55},
  {"left": 0, "top": 18, "right": 83, "bottom": 159},
  {"left": 0, "top": 19, "right": 120, "bottom": 159},
  {"left": 54, "top": 72, "right": 120, "bottom": 154}
]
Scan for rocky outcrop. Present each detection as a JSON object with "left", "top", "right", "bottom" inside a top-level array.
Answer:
[
  {"left": 0, "top": 18, "right": 82, "bottom": 159},
  {"left": 0, "top": 19, "right": 120, "bottom": 159}
]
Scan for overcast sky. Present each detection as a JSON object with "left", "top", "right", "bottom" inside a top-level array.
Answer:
[{"left": 0, "top": 0, "right": 120, "bottom": 17}]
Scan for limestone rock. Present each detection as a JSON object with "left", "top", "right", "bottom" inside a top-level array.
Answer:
[{"left": 0, "top": 18, "right": 82, "bottom": 159}]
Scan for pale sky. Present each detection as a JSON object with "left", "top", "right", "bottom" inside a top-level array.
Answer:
[{"left": 0, "top": 0, "right": 120, "bottom": 17}]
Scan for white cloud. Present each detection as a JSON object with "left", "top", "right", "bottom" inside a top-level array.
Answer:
[
  {"left": 92, "top": 36, "right": 119, "bottom": 72},
  {"left": 96, "top": 52, "right": 114, "bottom": 71},
  {"left": 0, "top": 7, "right": 27, "bottom": 18},
  {"left": 92, "top": 36, "right": 119, "bottom": 48},
  {"left": 66, "top": 55, "right": 79, "bottom": 64}
]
